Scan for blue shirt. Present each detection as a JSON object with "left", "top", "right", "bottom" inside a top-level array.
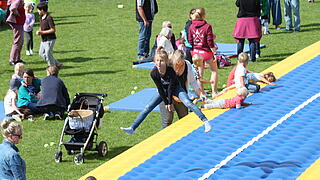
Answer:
[{"left": 0, "top": 140, "right": 26, "bottom": 180}]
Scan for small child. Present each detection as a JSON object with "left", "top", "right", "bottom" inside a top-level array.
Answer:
[
  {"left": 246, "top": 72, "right": 276, "bottom": 85},
  {"left": 4, "top": 79, "right": 32, "bottom": 121},
  {"left": 176, "top": 31, "right": 187, "bottom": 56},
  {"left": 12, "top": 63, "right": 25, "bottom": 81},
  {"left": 36, "top": 2, "right": 62, "bottom": 68},
  {"left": 260, "top": 0, "right": 270, "bottom": 35},
  {"left": 201, "top": 87, "right": 251, "bottom": 109},
  {"left": 24, "top": 2, "right": 35, "bottom": 56},
  {"left": 235, "top": 52, "right": 260, "bottom": 93}
]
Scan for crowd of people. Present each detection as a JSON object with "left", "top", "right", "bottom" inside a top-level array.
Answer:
[{"left": 0, "top": 0, "right": 309, "bottom": 178}]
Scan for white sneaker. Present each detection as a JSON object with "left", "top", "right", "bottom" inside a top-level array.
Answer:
[
  {"left": 26, "top": 50, "right": 30, "bottom": 56},
  {"left": 204, "top": 121, "right": 212, "bottom": 133},
  {"left": 256, "top": 54, "right": 260, "bottom": 59},
  {"left": 29, "top": 49, "right": 33, "bottom": 55},
  {"left": 120, "top": 127, "right": 134, "bottom": 135},
  {"left": 43, "top": 113, "right": 50, "bottom": 120},
  {"left": 12, "top": 115, "right": 22, "bottom": 122}
]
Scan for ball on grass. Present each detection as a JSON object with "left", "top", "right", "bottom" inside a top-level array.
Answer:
[
  {"left": 131, "top": 91, "right": 135, "bottom": 94},
  {"left": 133, "top": 86, "right": 138, "bottom": 90},
  {"left": 50, "top": 142, "right": 55, "bottom": 146},
  {"left": 44, "top": 144, "right": 49, "bottom": 148},
  {"left": 222, "top": 84, "right": 226, "bottom": 88}
]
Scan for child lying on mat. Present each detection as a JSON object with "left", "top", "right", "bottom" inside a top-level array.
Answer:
[
  {"left": 200, "top": 87, "right": 251, "bottom": 109},
  {"left": 214, "top": 71, "right": 277, "bottom": 99}
]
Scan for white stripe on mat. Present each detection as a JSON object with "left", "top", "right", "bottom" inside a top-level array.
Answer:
[{"left": 199, "top": 92, "right": 320, "bottom": 180}]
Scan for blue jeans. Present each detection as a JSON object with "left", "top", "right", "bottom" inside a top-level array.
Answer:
[
  {"left": 268, "top": 0, "right": 282, "bottom": 26},
  {"left": 137, "top": 21, "right": 152, "bottom": 58},
  {"left": 246, "top": 83, "right": 260, "bottom": 93},
  {"left": 131, "top": 86, "right": 208, "bottom": 130},
  {"left": 131, "top": 93, "right": 163, "bottom": 130},
  {"left": 237, "top": 39, "right": 257, "bottom": 62},
  {"left": 27, "top": 102, "right": 41, "bottom": 114},
  {"left": 284, "top": 0, "right": 300, "bottom": 31},
  {"left": 172, "top": 86, "right": 208, "bottom": 122}
]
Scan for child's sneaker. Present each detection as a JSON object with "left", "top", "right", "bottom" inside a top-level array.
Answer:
[
  {"left": 204, "top": 121, "right": 212, "bottom": 133},
  {"left": 43, "top": 113, "right": 50, "bottom": 120},
  {"left": 120, "top": 127, "right": 134, "bottom": 135},
  {"left": 27, "top": 115, "right": 35, "bottom": 122},
  {"left": 29, "top": 49, "right": 33, "bottom": 55},
  {"left": 26, "top": 50, "right": 30, "bottom": 56},
  {"left": 12, "top": 115, "right": 22, "bottom": 122},
  {"left": 55, "top": 113, "right": 62, "bottom": 120}
]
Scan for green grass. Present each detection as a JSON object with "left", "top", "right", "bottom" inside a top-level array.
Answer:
[{"left": 0, "top": 0, "right": 319, "bottom": 179}]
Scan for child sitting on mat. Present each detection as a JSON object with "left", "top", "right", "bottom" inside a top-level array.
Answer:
[{"left": 201, "top": 87, "right": 251, "bottom": 109}]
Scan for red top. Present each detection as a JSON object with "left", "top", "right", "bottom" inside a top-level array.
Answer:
[
  {"left": 188, "top": 20, "right": 216, "bottom": 52},
  {"left": 224, "top": 95, "right": 245, "bottom": 108}
]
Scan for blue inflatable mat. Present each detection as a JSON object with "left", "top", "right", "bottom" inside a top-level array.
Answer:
[
  {"left": 106, "top": 88, "right": 160, "bottom": 112},
  {"left": 119, "top": 55, "right": 320, "bottom": 179},
  {"left": 133, "top": 43, "right": 266, "bottom": 69}
]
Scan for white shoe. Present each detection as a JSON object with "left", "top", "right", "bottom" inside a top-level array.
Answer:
[
  {"left": 204, "top": 121, "right": 212, "bottom": 133},
  {"left": 43, "top": 113, "right": 50, "bottom": 120},
  {"left": 29, "top": 50, "right": 33, "bottom": 55},
  {"left": 120, "top": 127, "right": 134, "bottom": 135},
  {"left": 26, "top": 50, "right": 30, "bottom": 56},
  {"left": 12, "top": 115, "right": 22, "bottom": 122},
  {"left": 256, "top": 54, "right": 260, "bottom": 59}
]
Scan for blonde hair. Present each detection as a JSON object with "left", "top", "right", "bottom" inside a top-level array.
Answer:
[
  {"left": 1, "top": 118, "right": 22, "bottom": 138},
  {"left": 171, "top": 50, "right": 185, "bottom": 68},
  {"left": 236, "top": 87, "right": 249, "bottom": 97},
  {"left": 193, "top": 8, "right": 206, "bottom": 20},
  {"left": 238, "top": 52, "right": 249, "bottom": 63},
  {"left": 159, "top": 27, "right": 172, "bottom": 38},
  {"left": 162, "top": 21, "right": 172, "bottom": 28},
  {"left": 192, "top": 54, "right": 204, "bottom": 64},
  {"left": 47, "top": 66, "right": 59, "bottom": 76},
  {"left": 154, "top": 48, "right": 170, "bottom": 65},
  {"left": 14, "top": 63, "right": 25, "bottom": 77}
]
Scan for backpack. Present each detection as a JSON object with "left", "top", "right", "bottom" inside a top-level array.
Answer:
[{"left": 216, "top": 54, "right": 232, "bottom": 68}]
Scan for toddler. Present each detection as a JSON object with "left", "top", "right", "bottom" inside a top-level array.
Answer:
[
  {"left": 201, "top": 87, "right": 251, "bottom": 109},
  {"left": 24, "top": 2, "right": 35, "bottom": 56}
]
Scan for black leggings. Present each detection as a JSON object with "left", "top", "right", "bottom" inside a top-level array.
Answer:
[{"left": 24, "top": 31, "right": 33, "bottom": 51}]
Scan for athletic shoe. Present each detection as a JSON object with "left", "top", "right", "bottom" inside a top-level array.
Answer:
[
  {"left": 55, "top": 113, "right": 62, "bottom": 120},
  {"left": 29, "top": 49, "right": 33, "bottom": 55},
  {"left": 26, "top": 50, "right": 30, "bottom": 56},
  {"left": 27, "top": 115, "right": 35, "bottom": 122},
  {"left": 204, "top": 120, "right": 212, "bottom": 133},
  {"left": 43, "top": 113, "right": 50, "bottom": 120},
  {"left": 9, "top": 62, "right": 15, "bottom": 66},
  {"left": 12, "top": 115, "right": 22, "bottom": 122},
  {"left": 120, "top": 127, "right": 134, "bottom": 135}
]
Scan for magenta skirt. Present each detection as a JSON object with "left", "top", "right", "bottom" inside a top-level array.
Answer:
[{"left": 233, "top": 17, "right": 261, "bottom": 42}]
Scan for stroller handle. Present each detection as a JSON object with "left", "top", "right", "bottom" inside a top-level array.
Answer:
[{"left": 76, "top": 93, "right": 107, "bottom": 97}]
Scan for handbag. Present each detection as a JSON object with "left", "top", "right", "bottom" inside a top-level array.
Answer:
[{"left": 68, "top": 100, "right": 94, "bottom": 130}]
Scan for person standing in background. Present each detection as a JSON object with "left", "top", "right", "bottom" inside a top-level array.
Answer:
[
  {"left": 136, "top": 0, "right": 158, "bottom": 60},
  {"left": 6, "top": 0, "right": 26, "bottom": 66},
  {"left": 282, "top": 0, "right": 300, "bottom": 32}
]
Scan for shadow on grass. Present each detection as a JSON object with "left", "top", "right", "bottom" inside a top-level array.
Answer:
[
  {"left": 55, "top": 49, "right": 86, "bottom": 54},
  {"left": 60, "top": 70, "right": 124, "bottom": 77},
  {"left": 54, "top": 14, "right": 97, "bottom": 20},
  {"left": 32, "top": 65, "right": 75, "bottom": 72},
  {"left": 261, "top": 52, "right": 294, "bottom": 62},
  {"left": 55, "top": 21, "right": 84, "bottom": 26},
  {"left": 83, "top": 146, "right": 131, "bottom": 160},
  {"left": 59, "top": 56, "right": 110, "bottom": 63},
  {"left": 0, "top": 23, "right": 10, "bottom": 32}
]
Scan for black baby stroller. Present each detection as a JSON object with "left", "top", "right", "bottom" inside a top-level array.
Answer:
[{"left": 54, "top": 93, "right": 107, "bottom": 165}]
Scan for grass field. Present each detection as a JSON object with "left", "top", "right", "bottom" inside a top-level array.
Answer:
[{"left": 0, "top": 0, "right": 319, "bottom": 179}]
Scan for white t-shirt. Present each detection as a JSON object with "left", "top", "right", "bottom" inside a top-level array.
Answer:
[
  {"left": 157, "top": 36, "right": 174, "bottom": 55},
  {"left": 246, "top": 73, "right": 263, "bottom": 83},
  {"left": 4, "top": 91, "right": 17, "bottom": 115},
  {"left": 234, "top": 64, "right": 247, "bottom": 88}
]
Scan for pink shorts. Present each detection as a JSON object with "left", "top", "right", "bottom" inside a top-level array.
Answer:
[{"left": 191, "top": 49, "right": 214, "bottom": 61}]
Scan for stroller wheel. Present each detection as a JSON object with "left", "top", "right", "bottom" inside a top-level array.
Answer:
[
  {"left": 97, "top": 141, "right": 108, "bottom": 157},
  {"left": 74, "top": 153, "right": 84, "bottom": 165},
  {"left": 54, "top": 151, "right": 62, "bottom": 163}
]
